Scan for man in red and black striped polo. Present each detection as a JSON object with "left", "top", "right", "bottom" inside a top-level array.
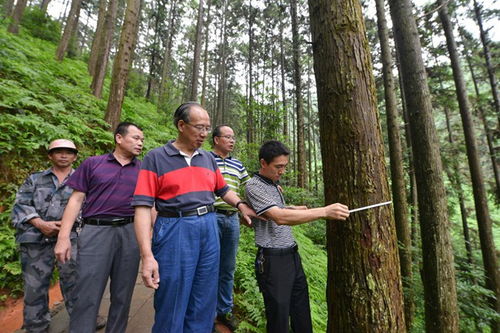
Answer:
[{"left": 133, "top": 102, "right": 257, "bottom": 333}]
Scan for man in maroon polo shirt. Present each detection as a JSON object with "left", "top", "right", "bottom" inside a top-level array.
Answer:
[{"left": 55, "top": 122, "right": 144, "bottom": 333}]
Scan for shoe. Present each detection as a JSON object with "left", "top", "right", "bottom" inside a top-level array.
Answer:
[
  {"left": 216, "top": 313, "right": 238, "bottom": 331},
  {"left": 96, "top": 315, "right": 107, "bottom": 330}
]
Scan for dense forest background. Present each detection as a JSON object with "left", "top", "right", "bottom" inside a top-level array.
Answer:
[{"left": 0, "top": 0, "right": 498, "bottom": 331}]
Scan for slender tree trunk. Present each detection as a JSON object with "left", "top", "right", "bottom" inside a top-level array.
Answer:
[
  {"left": 438, "top": 2, "right": 499, "bottom": 330},
  {"left": 290, "top": 0, "right": 306, "bottom": 188},
  {"left": 279, "top": 6, "right": 288, "bottom": 141},
  {"left": 246, "top": 0, "right": 255, "bottom": 145},
  {"left": 442, "top": 101, "right": 474, "bottom": 266},
  {"left": 215, "top": 0, "right": 227, "bottom": 125},
  {"left": 473, "top": 0, "right": 500, "bottom": 124},
  {"left": 90, "top": 0, "right": 117, "bottom": 98},
  {"left": 145, "top": 5, "right": 160, "bottom": 101},
  {"left": 388, "top": 0, "right": 459, "bottom": 331},
  {"left": 88, "top": 0, "right": 107, "bottom": 76},
  {"left": 200, "top": 0, "right": 212, "bottom": 106},
  {"left": 190, "top": 0, "right": 204, "bottom": 101},
  {"left": 375, "top": 0, "right": 413, "bottom": 329},
  {"left": 40, "top": 0, "right": 51, "bottom": 13},
  {"left": 66, "top": 2, "right": 82, "bottom": 57},
  {"left": 104, "top": 0, "right": 141, "bottom": 129},
  {"left": 461, "top": 32, "right": 500, "bottom": 201},
  {"left": 55, "top": 0, "right": 83, "bottom": 61},
  {"left": 7, "top": 0, "right": 28, "bottom": 34},
  {"left": 158, "top": 0, "right": 180, "bottom": 110},
  {"left": 2, "top": 0, "right": 16, "bottom": 18},
  {"left": 309, "top": 0, "right": 406, "bottom": 331}
]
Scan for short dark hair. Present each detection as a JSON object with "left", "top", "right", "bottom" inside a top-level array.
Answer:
[
  {"left": 114, "top": 122, "right": 142, "bottom": 143},
  {"left": 173, "top": 102, "right": 201, "bottom": 129},
  {"left": 259, "top": 140, "right": 290, "bottom": 164},
  {"left": 212, "top": 124, "right": 231, "bottom": 144}
]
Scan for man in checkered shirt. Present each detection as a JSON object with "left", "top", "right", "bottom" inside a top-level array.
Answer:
[{"left": 245, "top": 140, "right": 349, "bottom": 333}]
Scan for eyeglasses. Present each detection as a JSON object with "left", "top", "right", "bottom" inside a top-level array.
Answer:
[
  {"left": 217, "top": 135, "right": 236, "bottom": 141},
  {"left": 186, "top": 123, "right": 212, "bottom": 133}
]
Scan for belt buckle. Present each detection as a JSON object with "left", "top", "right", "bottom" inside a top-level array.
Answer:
[
  {"left": 196, "top": 206, "right": 208, "bottom": 215},
  {"left": 110, "top": 218, "right": 124, "bottom": 226}
]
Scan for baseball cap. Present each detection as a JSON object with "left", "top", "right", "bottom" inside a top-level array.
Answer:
[{"left": 47, "top": 139, "right": 78, "bottom": 154}]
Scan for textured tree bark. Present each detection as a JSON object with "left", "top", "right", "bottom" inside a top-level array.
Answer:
[
  {"left": 200, "top": 0, "right": 212, "bottom": 107},
  {"left": 215, "top": 0, "right": 227, "bottom": 126},
  {"left": 290, "top": 0, "right": 306, "bottom": 188},
  {"left": 388, "top": 0, "right": 459, "bottom": 331},
  {"left": 438, "top": 2, "right": 499, "bottom": 331},
  {"left": 246, "top": 0, "right": 255, "bottom": 146},
  {"left": 91, "top": 0, "right": 118, "bottom": 98},
  {"left": 190, "top": 0, "right": 205, "bottom": 101},
  {"left": 279, "top": 1, "right": 288, "bottom": 142},
  {"left": 7, "top": 0, "right": 28, "bottom": 34},
  {"left": 104, "top": 0, "right": 141, "bottom": 129},
  {"left": 55, "top": 0, "right": 82, "bottom": 61},
  {"left": 308, "top": 0, "right": 406, "bottom": 331},
  {"left": 374, "top": 0, "right": 413, "bottom": 329}
]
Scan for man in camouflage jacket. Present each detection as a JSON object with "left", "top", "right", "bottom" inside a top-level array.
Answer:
[{"left": 11, "top": 139, "right": 79, "bottom": 333}]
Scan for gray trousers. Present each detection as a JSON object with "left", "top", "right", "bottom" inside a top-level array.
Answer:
[
  {"left": 70, "top": 223, "right": 139, "bottom": 333},
  {"left": 20, "top": 240, "right": 78, "bottom": 333}
]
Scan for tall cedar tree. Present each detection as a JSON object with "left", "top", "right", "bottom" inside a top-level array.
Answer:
[
  {"left": 388, "top": 0, "right": 459, "bottom": 331},
  {"left": 374, "top": 0, "right": 413, "bottom": 329},
  {"left": 7, "top": 0, "right": 28, "bottom": 34},
  {"left": 290, "top": 0, "right": 306, "bottom": 188},
  {"left": 308, "top": 0, "right": 406, "bottom": 331},
  {"left": 190, "top": 0, "right": 204, "bottom": 101},
  {"left": 55, "top": 0, "right": 82, "bottom": 61},
  {"left": 437, "top": 2, "right": 499, "bottom": 330},
  {"left": 104, "top": 0, "right": 141, "bottom": 128},
  {"left": 246, "top": 0, "right": 255, "bottom": 145},
  {"left": 88, "top": 0, "right": 107, "bottom": 76},
  {"left": 91, "top": 0, "right": 118, "bottom": 98}
]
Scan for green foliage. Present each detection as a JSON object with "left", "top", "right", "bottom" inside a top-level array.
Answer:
[
  {"left": 0, "top": 25, "right": 177, "bottom": 296},
  {"left": 20, "top": 8, "right": 61, "bottom": 43}
]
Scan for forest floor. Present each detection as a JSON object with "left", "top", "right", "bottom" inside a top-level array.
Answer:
[{"left": 0, "top": 268, "right": 232, "bottom": 333}]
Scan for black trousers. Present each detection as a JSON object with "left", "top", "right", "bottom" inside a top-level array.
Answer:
[{"left": 255, "top": 247, "right": 313, "bottom": 333}]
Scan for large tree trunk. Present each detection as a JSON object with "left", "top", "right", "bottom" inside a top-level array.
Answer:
[
  {"left": 308, "top": 1, "right": 406, "bottom": 331},
  {"left": 438, "top": 2, "right": 499, "bottom": 331},
  {"left": 7, "top": 0, "right": 28, "bottom": 34},
  {"left": 388, "top": 0, "right": 459, "bottom": 331},
  {"left": 190, "top": 0, "right": 204, "bottom": 101},
  {"left": 88, "top": 0, "right": 107, "bottom": 76},
  {"left": 145, "top": 4, "right": 161, "bottom": 101},
  {"left": 55, "top": 0, "right": 82, "bottom": 61},
  {"left": 375, "top": 0, "right": 413, "bottom": 329},
  {"left": 290, "top": 0, "right": 306, "bottom": 188},
  {"left": 104, "top": 0, "right": 141, "bottom": 129},
  {"left": 473, "top": 0, "right": 500, "bottom": 124},
  {"left": 91, "top": 0, "right": 118, "bottom": 98}
]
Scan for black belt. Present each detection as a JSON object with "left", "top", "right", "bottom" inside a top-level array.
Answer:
[
  {"left": 158, "top": 205, "right": 215, "bottom": 218},
  {"left": 215, "top": 208, "right": 238, "bottom": 216},
  {"left": 84, "top": 216, "right": 133, "bottom": 226},
  {"left": 259, "top": 244, "right": 298, "bottom": 256}
]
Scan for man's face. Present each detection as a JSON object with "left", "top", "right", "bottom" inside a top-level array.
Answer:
[
  {"left": 260, "top": 155, "right": 289, "bottom": 182},
  {"left": 214, "top": 126, "right": 235, "bottom": 155},
  {"left": 48, "top": 148, "right": 77, "bottom": 168},
  {"left": 179, "top": 106, "right": 211, "bottom": 150},
  {"left": 116, "top": 125, "right": 144, "bottom": 156}
]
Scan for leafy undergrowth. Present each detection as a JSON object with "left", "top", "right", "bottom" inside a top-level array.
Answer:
[{"left": 0, "top": 24, "right": 176, "bottom": 295}]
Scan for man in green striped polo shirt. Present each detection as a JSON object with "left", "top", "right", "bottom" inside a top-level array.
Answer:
[{"left": 210, "top": 125, "right": 249, "bottom": 332}]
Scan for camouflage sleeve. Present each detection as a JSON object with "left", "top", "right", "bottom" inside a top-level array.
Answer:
[{"left": 11, "top": 174, "right": 40, "bottom": 231}]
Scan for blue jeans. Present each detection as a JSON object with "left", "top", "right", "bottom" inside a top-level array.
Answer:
[
  {"left": 152, "top": 213, "right": 220, "bottom": 333},
  {"left": 216, "top": 212, "right": 240, "bottom": 315}
]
